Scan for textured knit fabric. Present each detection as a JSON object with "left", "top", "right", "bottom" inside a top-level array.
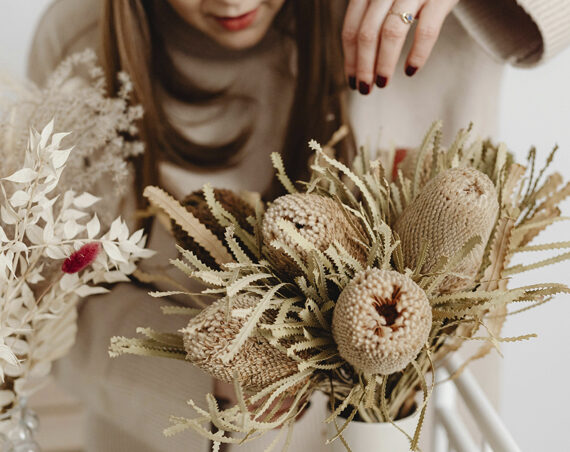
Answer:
[{"left": 26, "top": 0, "right": 570, "bottom": 451}]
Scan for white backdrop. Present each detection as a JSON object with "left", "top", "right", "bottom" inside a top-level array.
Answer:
[{"left": 1, "top": 1, "right": 569, "bottom": 451}]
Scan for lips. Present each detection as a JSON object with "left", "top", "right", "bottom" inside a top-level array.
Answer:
[{"left": 213, "top": 8, "right": 258, "bottom": 31}]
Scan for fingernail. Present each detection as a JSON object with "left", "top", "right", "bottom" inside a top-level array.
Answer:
[
  {"left": 405, "top": 66, "right": 418, "bottom": 77},
  {"left": 348, "top": 76, "right": 356, "bottom": 90},
  {"left": 376, "top": 75, "right": 387, "bottom": 88},
  {"left": 358, "top": 81, "right": 370, "bottom": 95}
]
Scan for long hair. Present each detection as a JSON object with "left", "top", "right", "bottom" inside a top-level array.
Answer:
[{"left": 101, "top": 0, "right": 354, "bottom": 207}]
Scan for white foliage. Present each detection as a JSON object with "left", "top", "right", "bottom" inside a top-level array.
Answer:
[{"left": 0, "top": 121, "right": 154, "bottom": 405}]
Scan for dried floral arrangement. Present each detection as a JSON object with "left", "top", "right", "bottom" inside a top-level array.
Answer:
[
  {"left": 110, "top": 122, "right": 570, "bottom": 451},
  {"left": 0, "top": 49, "right": 144, "bottom": 227},
  {"left": 0, "top": 120, "right": 153, "bottom": 420}
]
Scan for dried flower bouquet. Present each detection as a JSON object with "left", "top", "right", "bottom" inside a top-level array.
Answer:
[
  {"left": 0, "top": 121, "right": 154, "bottom": 418},
  {"left": 110, "top": 122, "right": 570, "bottom": 451},
  {"left": 0, "top": 49, "right": 144, "bottom": 227}
]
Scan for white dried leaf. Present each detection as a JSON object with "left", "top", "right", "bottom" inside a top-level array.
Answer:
[
  {"left": 0, "top": 226, "right": 8, "bottom": 242},
  {"left": 43, "top": 222, "right": 54, "bottom": 243},
  {"left": 9, "top": 190, "right": 30, "bottom": 207},
  {"left": 61, "top": 209, "right": 87, "bottom": 222},
  {"left": 12, "top": 241, "right": 27, "bottom": 253},
  {"left": 86, "top": 214, "right": 100, "bottom": 239},
  {"left": 63, "top": 220, "right": 81, "bottom": 239},
  {"left": 3, "top": 168, "right": 37, "bottom": 183},
  {"left": 102, "top": 271, "right": 130, "bottom": 283},
  {"left": 102, "top": 241, "right": 127, "bottom": 263},
  {"left": 46, "top": 245, "right": 66, "bottom": 259},
  {"left": 26, "top": 224, "right": 43, "bottom": 245},
  {"left": 39, "top": 118, "right": 55, "bottom": 148},
  {"left": 75, "top": 285, "right": 109, "bottom": 297},
  {"left": 73, "top": 192, "right": 100, "bottom": 208},
  {"left": 51, "top": 149, "right": 72, "bottom": 169},
  {"left": 59, "top": 273, "right": 79, "bottom": 291},
  {"left": 0, "top": 390, "right": 15, "bottom": 407},
  {"left": 49, "top": 131, "right": 71, "bottom": 149},
  {"left": 62, "top": 190, "right": 76, "bottom": 210},
  {"left": 118, "top": 240, "right": 143, "bottom": 254},
  {"left": 128, "top": 228, "right": 144, "bottom": 244},
  {"left": 1, "top": 205, "right": 19, "bottom": 225},
  {"left": 109, "top": 217, "right": 123, "bottom": 241}
]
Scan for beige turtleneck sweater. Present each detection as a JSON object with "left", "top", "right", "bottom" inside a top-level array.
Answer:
[{"left": 27, "top": 1, "right": 570, "bottom": 451}]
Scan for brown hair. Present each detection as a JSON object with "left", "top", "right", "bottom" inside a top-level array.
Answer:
[{"left": 101, "top": 0, "right": 354, "bottom": 206}]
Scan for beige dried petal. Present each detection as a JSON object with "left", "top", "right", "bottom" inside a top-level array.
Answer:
[
  {"left": 262, "top": 193, "right": 366, "bottom": 275},
  {"left": 332, "top": 268, "right": 432, "bottom": 375},
  {"left": 182, "top": 294, "right": 298, "bottom": 391},
  {"left": 394, "top": 168, "right": 499, "bottom": 293}
]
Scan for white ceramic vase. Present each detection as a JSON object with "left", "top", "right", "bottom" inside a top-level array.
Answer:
[{"left": 326, "top": 411, "right": 418, "bottom": 452}]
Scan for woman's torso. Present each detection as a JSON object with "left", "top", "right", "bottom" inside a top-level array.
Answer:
[{"left": 28, "top": 1, "right": 506, "bottom": 451}]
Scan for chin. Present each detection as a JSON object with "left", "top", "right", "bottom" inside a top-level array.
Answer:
[{"left": 211, "top": 25, "right": 272, "bottom": 50}]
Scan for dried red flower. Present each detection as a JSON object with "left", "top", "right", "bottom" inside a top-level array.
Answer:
[{"left": 62, "top": 242, "right": 101, "bottom": 274}]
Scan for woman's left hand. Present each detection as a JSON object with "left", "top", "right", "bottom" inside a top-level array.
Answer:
[{"left": 342, "top": 0, "right": 460, "bottom": 94}]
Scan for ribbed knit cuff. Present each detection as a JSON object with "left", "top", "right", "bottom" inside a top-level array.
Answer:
[{"left": 453, "top": 0, "right": 570, "bottom": 67}]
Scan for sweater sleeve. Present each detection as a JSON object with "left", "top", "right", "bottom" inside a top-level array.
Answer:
[
  {"left": 453, "top": 0, "right": 570, "bottom": 67},
  {"left": 27, "top": 0, "right": 100, "bottom": 85}
]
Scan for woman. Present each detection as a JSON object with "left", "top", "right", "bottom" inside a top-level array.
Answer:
[{"left": 28, "top": 0, "right": 570, "bottom": 450}]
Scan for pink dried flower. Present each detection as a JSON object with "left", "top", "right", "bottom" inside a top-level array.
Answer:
[{"left": 61, "top": 243, "right": 101, "bottom": 274}]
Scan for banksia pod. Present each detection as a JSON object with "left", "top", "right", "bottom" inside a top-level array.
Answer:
[
  {"left": 172, "top": 189, "right": 255, "bottom": 268},
  {"left": 332, "top": 268, "right": 431, "bottom": 375},
  {"left": 182, "top": 294, "right": 299, "bottom": 391},
  {"left": 394, "top": 168, "right": 499, "bottom": 293},
  {"left": 262, "top": 193, "right": 366, "bottom": 275}
]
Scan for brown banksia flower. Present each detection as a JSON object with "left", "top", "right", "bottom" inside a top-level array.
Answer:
[
  {"left": 172, "top": 189, "right": 255, "bottom": 268},
  {"left": 394, "top": 168, "right": 499, "bottom": 293},
  {"left": 182, "top": 294, "right": 299, "bottom": 391},
  {"left": 332, "top": 268, "right": 432, "bottom": 375},
  {"left": 262, "top": 193, "right": 366, "bottom": 275}
]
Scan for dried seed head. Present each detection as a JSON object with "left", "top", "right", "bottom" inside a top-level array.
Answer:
[
  {"left": 182, "top": 294, "right": 299, "bottom": 391},
  {"left": 61, "top": 242, "right": 100, "bottom": 274},
  {"left": 262, "top": 193, "right": 366, "bottom": 275},
  {"left": 173, "top": 189, "right": 255, "bottom": 268},
  {"left": 332, "top": 268, "right": 432, "bottom": 375},
  {"left": 394, "top": 168, "right": 499, "bottom": 293}
]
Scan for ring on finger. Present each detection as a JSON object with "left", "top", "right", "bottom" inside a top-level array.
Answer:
[{"left": 388, "top": 11, "right": 417, "bottom": 24}]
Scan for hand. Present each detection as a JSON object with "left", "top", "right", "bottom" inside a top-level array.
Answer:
[{"left": 342, "top": 0, "right": 460, "bottom": 94}]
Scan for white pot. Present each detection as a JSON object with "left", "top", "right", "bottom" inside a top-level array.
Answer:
[{"left": 326, "top": 410, "right": 419, "bottom": 452}]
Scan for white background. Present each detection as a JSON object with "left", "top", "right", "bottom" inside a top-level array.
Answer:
[{"left": 1, "top": 1, "right": 569, "bottom": 451}]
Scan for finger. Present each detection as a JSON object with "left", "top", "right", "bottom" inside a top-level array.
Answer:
[
  {"left": 375, "top": 0, "right": 421, "bottom": 87},
  {"left": 354, "top": 0, "right": 393, "bottom": 94},
  {"left": 342, "top": 0, "right": 370, "bottom": 90},
  {"left": 405, "top": 0, "right": 455, "bottom": 75}
]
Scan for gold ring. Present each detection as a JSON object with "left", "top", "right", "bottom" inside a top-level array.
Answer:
[{"left": 389, "top": 11, "right": 416, "bottom": 25}]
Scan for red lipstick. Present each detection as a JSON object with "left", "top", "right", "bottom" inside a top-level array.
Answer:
[{"left": 214, "top": 8, "right": 258, "bottom": 31}]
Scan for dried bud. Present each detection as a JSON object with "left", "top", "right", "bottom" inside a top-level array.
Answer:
[
  {"left": 182, "top": 294, "right": 299, "bottom": 391},
  {"left": 62, "top": 242, "right": 100, "bottom": 274},
  {"left": 332, "top": 269, "right": 432, "bottom": 375},
  {"left": 394, "top": 168, "right": 499, "bottom": 293},
  {"left": 262, "top": 193, "right": 366, "bottom": 275}
]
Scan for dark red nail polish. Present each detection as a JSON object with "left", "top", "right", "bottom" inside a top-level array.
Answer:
[
  {"left": 405, "top": 66, "right": 417, "bottom": 77},
  {"left": 376, "top": 75, "right": 387, "bottom": 88},
  {"left": 358, "top": 81, "right": 370, "bottom": 95},
  {"left": 348, "top": 76, "right": 356, "bottom": 90}
]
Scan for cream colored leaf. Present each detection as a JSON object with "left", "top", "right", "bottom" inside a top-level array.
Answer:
[{"left": 144, "top": 186, "right": 233, "bottom": 265}]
